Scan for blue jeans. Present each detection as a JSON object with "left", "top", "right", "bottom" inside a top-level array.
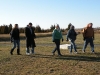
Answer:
[
  {"left": 70, "top": 40, "right": 77, "bottom": 52},
  {"left": 82, "top": 37, "right": 94, "bottom": 52},
  {"left": 12, "top": 40, "right": 20, "bottom": 50}
]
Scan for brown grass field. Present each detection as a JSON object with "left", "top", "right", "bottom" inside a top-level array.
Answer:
[{"left": 0, "top": 33, "right": 100, "bottom": 75}]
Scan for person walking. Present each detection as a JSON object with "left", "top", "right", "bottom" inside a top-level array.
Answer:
[
  {"left": 66, "top": 25, "right": 78, "bottom": 54},
  {"left": 82, "top": 23, "right": 95, "bottom": 53},
  {"left": 66, "top": 23, "right": 72, "bottom": 41},
  {"left": 25, "top": 22, "right": 36, "bottom": 55},
  {"left": 52, "top": 24, "right": 63, "bottom": 56},
  {"left": 10, "top": 24, "right": 21, "bottom": 55}
]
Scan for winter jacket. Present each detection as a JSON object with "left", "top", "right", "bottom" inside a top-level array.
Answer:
[
  {"left": 12, "top": 28, "right": 20, "bottom": 40},
  {"left": 82, "top": 27, "right": 94, "bottom": 38},
  {"left": 52, "top": 29, "right": 63, "bottom": 41},
  {"left": 67, "top": 26, "right": 77, "bottom": 41}
]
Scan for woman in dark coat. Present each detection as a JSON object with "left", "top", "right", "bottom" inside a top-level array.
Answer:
[
  {"left": 25, "top": 23, "right": 36, "bottom": 55},
  {"left": 10, "top": 24, "right": 21, "bottom": 55}
]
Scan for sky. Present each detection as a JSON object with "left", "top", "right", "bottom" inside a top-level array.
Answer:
[{"left": 0, "top": 0, "right": 100, "bottom": 29}]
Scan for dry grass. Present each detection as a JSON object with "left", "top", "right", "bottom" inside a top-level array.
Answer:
[{"left": 0, "top": 34, "right": 100, "bottom": 75}]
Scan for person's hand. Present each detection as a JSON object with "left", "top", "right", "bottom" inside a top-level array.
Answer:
[
  {"left": 52, "top": 40, "right": 55, "bottom": 42},
  {"left": 83, "top": 37, "right": 86, "bottom": 41},
  {"left": 10, "top": 38, "right": 14, "bottom": 43},
  {"left": 93, "top": 37, "right": 94, "bottom": 40},
  {"left": 62, "top": 39, "right": 64, "bottom": 42},
  {"left": 66, "top": 38, "right": 68, "bottom": 41},
  {"left": 11, "top": 40, "right": 13, "bottom": 43}
]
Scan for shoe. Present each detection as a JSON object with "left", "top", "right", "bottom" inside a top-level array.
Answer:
[
  {"left": 30, "top": 52, "right": 35, "bottom": 54},
  {"left": 91, "top": 51, "right": 95, "bottom": 53},
  {"left": 82, "top": 50, "right": 85, "bottom": 53},
  {"left": 26, "top": 53, "right": 30, "bottom": 55},
  {"left": 17, "top": 53, "right": 21, "bottom": 55},
  {"left": 74, "top": 51, "right": 78, "bottom": 54},
  {"left": 58, "top": 54, "right": 63, "bottom": 56},
  {"left": 52, "top": 52, "right": 55, "bottom": 55},
  {"left": 69, "top": 52, "right": 72, "bottom": 54},
  {"left": 10, "top": 52, "right": 13, "bottom": 55}
]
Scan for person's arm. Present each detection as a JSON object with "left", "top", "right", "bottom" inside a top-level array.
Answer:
[
  {"left": 25, "top": 27, "right": 28, "bottom": 37},
  {"left": 93, "top": 29, "right": 94, "bottom": 40},
  {"left": 82, "top": 28, "right": 87, "bottom": 40},
  {"left": 33, "top": 28, "right": 36, "bottom": 38},
  {"left": 66, "top": 30, "right": 70, "bottom": 41},
  {"left": 11, "top": 29, "right": 14, "bottom": 38},
  {"left": 60, "top": 31, "right": 63, "bottom": 42},
  {"left": 52, "top": 30, "right": 55, "bottom": 42},
  {"left": 10, "top": 30, "right": 13, "bottom": 43},
  {"left": 18, "top": 29, "right": 20, "bottom": 40},
  {"left": 74, "top": 29, "right": 78, "bottom": 36}
]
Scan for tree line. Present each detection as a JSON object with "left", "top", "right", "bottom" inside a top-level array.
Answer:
[{"left": 0, "top": 24, "right": 66, "bottom": 34}]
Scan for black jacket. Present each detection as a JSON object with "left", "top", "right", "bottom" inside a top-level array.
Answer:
[
  {"left": 12, "top": 28, "right": 20, "bottom": 40},
  {"left": 67, "top": 29, "right": 77, "bottom": 41},
  {"left": 25, "top": 27, "right": 36, "bottom": 39},
  {"left": 25, "top": 27, "right": 36, "bottom": 47}
]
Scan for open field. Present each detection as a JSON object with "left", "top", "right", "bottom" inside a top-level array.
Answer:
[
  {"left": 0, "top": 32, "right": 53, "bottom": 41},
  {"left": 0, "top": 33, "right": 100, "bottom": 75}
]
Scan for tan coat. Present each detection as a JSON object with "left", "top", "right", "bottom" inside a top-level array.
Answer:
[{"left": 82, "top": 25, "right": 94, "bottom": 38}]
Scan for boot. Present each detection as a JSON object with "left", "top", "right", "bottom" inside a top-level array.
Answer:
[
  {"left": 17, "top": 49, "right": 21, "bottom": 55},
  {"left": 10, "top": 49, "right": 14, "bottom": 55},
  {"left": 57, "top": 49, "right": 62, "bottom": 56}
]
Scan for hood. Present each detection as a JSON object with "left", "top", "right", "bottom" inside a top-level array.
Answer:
[{"left": 70, "top": 25, "right": 74, "bottom": 29}]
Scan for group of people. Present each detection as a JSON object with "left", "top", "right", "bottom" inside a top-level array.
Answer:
[
  {"left": 10, "top": 22, "right": 95, "bottom": 56},
  {"left": 52, "top": 23, "right": 94, "bottom": 56},
  {"left": 10, "top": 22, "right": 36, "bottom": 55}
]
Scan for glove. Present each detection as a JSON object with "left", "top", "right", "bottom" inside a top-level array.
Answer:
[{"left": 62, "top": 39, "right": 64, "bottom": 42}]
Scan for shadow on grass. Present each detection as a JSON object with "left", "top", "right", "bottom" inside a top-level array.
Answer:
[
  {"left": 29, "top": 53, "right": 100, "bottom": 62},
  {"left": 56, "top": 55, "right": 100, "bottom": 62},
  {"left": 56, "top": 52, "right": 100, "bottom": 62}
]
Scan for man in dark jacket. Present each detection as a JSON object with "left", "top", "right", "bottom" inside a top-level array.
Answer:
[
  {"left": 66, "top": 25, "right": 77, "bottom": 53},
  {"left": 25, "top": 23, "right": 36, "bottom": 55}
]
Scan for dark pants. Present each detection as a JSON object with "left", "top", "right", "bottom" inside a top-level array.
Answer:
[
  {"left": 82, "top": 37, "right": 94, "bottom": 52},
  {"left": 52, "top": 39, "right": 61, "bottom": 55}
]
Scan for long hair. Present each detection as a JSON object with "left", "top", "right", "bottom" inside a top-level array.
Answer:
[{"left": 87, "top": 23, "right": 93, "bottom": 28}]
